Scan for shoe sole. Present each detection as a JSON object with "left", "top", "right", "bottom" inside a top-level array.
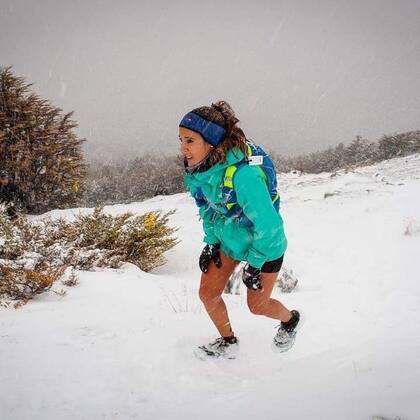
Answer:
[
  {"left": 272, "top": 330, "right": 297, "bottom": 353},
  {"left": 193, "top": 345, "right": 238, "bottom": 361}
]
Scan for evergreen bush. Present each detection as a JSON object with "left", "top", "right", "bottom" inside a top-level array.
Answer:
[
  {"left": 0, "top": 67, "right": 87, "bottom": 213},
  {"left": 0, "top": 206, "right": 179, "bottom": 306}
]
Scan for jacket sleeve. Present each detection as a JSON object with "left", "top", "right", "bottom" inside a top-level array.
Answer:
[
  {"left": 198, "top": 204, "right": 219, "bottom": 245},
  {"left": 234, "top": 165, "right": 287, "bottom": 269}
]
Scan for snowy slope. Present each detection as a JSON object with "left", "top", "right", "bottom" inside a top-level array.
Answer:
[{"left": 1, "top": 154, "right": 420, "bottom": 420}]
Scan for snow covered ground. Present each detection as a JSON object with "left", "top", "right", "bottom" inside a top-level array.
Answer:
[{"left": 1, "top": 154, "right": 420, "bottom": 420}]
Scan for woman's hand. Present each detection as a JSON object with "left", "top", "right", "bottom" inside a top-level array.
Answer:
[
  {"left": 199, "top": 243, "right": 222, "bottom": 273},
  {"left": 242, "top": 264, "right": 263, "bottom": 290}
]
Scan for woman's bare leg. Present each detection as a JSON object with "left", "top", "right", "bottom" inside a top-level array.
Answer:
[
  {"left": 198, "top": 252, "right": 239, "bottom": 337},
  {"left": 247, "top": 272, "right": 292, "bottom": 322}
]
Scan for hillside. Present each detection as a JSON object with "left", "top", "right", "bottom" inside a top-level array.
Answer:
[{"left": 1, "top": 154, "right": 420, "bottom": 420}]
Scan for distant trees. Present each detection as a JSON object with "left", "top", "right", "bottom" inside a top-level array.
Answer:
[
  {"left": 0, "top": 67, "right": 87, "bottom": 214},
  {"left": 377, "top": 131, "right": 420, "bottom": 160},
  {"left": 272, "top": 131, "right": 420, "bottom": 174},
  {"left": 343, "top": 136, "right": 378, "bottom": 166},
  {"left": 2, "top": 69, "right": 419, "bottom": 213},
  {"left": 81, "top": 129, "right": 420, "bottom": 207},
  {"left": 82, "top": 154, "right": 185, "bottom": 206}
]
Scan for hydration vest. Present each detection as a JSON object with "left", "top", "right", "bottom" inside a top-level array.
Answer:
[{"left": 220, "top": 139, "right": 280, "bottom": 227}]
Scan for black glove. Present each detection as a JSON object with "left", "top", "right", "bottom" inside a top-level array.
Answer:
[
  {"left": 242, "top": 264, "right": 263, "bottom": 290},
  {"left": 199, "top": 243, "right": 222, "bottom": 273}
]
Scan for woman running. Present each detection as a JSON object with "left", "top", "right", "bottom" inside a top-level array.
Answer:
[{"left": 179, "top": 100, "right": 300, "bottom": 358}]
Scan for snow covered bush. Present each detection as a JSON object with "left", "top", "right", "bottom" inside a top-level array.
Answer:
[
  {"left": 0, "top": 207, "right": 178, "bottom": 305},
  {"left": 378, "top": 131, "right": 420, "bottom": 160},
  {"left": 224, "top": 262, "right": 245, "bottom": 295},
  {"left": 0, "top": 265, "right": 66, "bottom": 308},
  {"left": 404, "top": 220, "right": 420, "bottom": 237},
  {"left": 1, "top": 206, "right": 178, "bottom": 271},
  {"left": 278, "top": 267, "right": 298, "bottom": 293},
  {"left": 64, "top": 207, "right": 179, "bottom": 271},
  {"left": 0, "top": 205, "right": 26, "bottom": 258},
  {"left": 60, "top": 267, "right": 79, "bottom": 287}
]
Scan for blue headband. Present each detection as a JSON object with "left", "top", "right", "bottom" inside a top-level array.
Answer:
[{"left": 179, "top": 112, "right": 226, "bottom": 146}]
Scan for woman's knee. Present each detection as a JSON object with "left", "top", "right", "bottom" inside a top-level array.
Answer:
[
  {"left": 199, "top": 283, "right": 222, "bottom": 306},
  {"left": 247, "top": 298, "right": 268, "bottom": 315},
  {"left": 198, "top": 254, "right": 238, "bottom": 305}
]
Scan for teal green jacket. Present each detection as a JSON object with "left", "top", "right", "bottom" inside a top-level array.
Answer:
[{"left": 184, "top": 148, "right": 287, "bottom": 269}]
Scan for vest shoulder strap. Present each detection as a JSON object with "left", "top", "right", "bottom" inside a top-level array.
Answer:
[{"left": 224, "top": 161, "right": 268, "bottom": 189}]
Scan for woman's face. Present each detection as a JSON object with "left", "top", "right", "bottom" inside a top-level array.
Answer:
[{"left": 179, "top": 127, "right": 213, "bottom": 166}]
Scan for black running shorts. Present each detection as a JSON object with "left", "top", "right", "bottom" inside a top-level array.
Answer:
[{"left": 261, "top": 254, "right": 284, "bottom": 273}]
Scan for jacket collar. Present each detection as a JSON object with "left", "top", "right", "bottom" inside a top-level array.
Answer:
[{"left": 185, "top": 148, "right": 246, "bottom": 182}]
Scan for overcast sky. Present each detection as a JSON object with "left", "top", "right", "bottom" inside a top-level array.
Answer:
[{"left": 1, "top": 0, "right": 419, "bottom": 161}]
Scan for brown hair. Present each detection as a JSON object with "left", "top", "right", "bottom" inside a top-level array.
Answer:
[{"left": 191, "top": 100, "right": 248, "bottom": 165}]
